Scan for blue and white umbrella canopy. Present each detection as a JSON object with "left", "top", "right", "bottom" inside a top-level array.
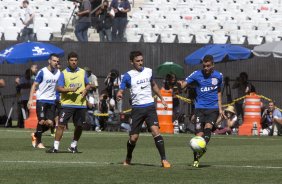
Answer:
[
  {"left": 184, "top": 44, "right": 252, "bottom": 66},
  {"left": 0, "top": 41, "right": 64, "bottom": 64}
]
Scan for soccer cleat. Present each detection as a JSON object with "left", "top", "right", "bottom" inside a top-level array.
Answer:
[
  {"left": 31, "top": 133, "right": 37, "bottom": 148},
  {"left": 36, "top": 143, "right": 46, "bottom": 149},
  {"left": 95, "top": 127, "right": 101, "bottom": 132},
  {"left": 192, "top": 161, "right": 199, "bottom": 168},
  {"left": 68, "top": 146, "right": 78, "bottom": 153},
  {"left": 161, "top": 160, "right": 171, "bottom": 168},
  {"left": 46, "top": 147, "right": 58, "bottom": 153},
  {"left": 123, "top": 158, "right": 131, "bottom": 166}
]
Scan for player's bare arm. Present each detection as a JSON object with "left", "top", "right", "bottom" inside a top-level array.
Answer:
[
  {"left": 151, "top": 80, "right": 167, "bottom": 109},
  {"left": 217, "top": 88, "right": 225, "bottom": 118},
  {"left": 178, "top": 80, "right": 188, "bottom": 89},
  {"left": 57, "top": 86, "right": 79, "bottom": 93},
  {"left": 116, "top": 89, "right": 124, "bottom": 101},
  {"left": 27, "top": 82, "right": 39, "bottom": 109}
]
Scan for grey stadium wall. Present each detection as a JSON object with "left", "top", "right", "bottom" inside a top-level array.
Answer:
[{"left": 0, "top": 41, "right": 281, "bottom": 119}]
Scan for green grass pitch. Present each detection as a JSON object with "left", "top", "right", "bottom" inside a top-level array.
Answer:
[{"left": 0, "top": 128, "right": 281, "bottom": 184}]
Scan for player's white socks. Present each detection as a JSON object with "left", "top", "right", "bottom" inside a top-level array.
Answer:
[
  {"left": 54, "top": 141, "right": 60, "bottom": 150},
  {"left": 71, "top": 140, "right": 77, "bottom": 148}
]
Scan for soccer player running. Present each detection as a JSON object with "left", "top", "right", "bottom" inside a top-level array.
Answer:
[
  {"left": 28, "top": 54, "right": 61, "bottom": 148},
  {"left": 179, "top": 55, "right": 224, "bottom": 168},
  {"left": 47, "top": 51, "right": 90, "bottom": 153},
  {"left": 116, "top": 51, "right": 171, "bottom": 168}
]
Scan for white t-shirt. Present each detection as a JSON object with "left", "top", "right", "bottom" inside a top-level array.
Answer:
[
  {"left": 22, "top": 7, "right": 34, "bottom": 28},
  {"left": 120, "top": 67, "right": 154, "bottom": 107},
  {"left": 34, "top": 67, "right": 60, "bottom": 103}
]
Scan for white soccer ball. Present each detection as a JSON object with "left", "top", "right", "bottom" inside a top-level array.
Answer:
[{"left": 189, "top": 136, "right": 206, "bottom": 153}]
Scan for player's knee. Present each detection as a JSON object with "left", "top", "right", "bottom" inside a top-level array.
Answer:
[
  {"left": 129, "top": 134, "right": 139, "bottom": 143},
  {"left": 38, "top": 120, "right": 45, "bottom": 125},
  {"left": 45, "top": 120, "right": 54, "bottom": 127}
]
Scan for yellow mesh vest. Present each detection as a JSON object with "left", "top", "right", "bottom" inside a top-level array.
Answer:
[{"left": 61, "top": 68, "right": 86, "bottom": 107}]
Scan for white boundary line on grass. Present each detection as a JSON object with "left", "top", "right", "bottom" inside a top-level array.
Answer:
[
  {"left": 213, "top": 165, "right": 282, "bottom": 170},
  {"left": 0, "top": 160, "right": 111, "bottom": 165},
  {"left": 1, "top": 160, "right": 282, "bottom": 170}
]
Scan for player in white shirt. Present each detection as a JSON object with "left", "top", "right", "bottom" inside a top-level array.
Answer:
[
  {"left": 116, "top": 51, "right": 171, "bottom": 168},
  {"left": 28, "top": 54, "right": 61, "bottom": 148}
]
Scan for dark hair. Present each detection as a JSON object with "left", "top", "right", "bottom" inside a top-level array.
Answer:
[
  {"left": 130, "top": 51, "right": 143, "bottom": 61},
  {"left": 68, "top": 51, "right": 78, "bottom": 60},
  {"left": 269, "top": 101, "right": 276, "bottom": 106},
  {"left": 23, "top": 0, "right": 29, "bottom": 4},
  {"left": 202, "top": 55, "right": 214, "bottom": 63},
  {"left": 239, "top": 72, "right": 248, "bottom": 80},
  {"left": 49, "top": 53, "right": 59, "bottom": 60},
  {"left": 25, "top": 68, "right": 31, "bottom": 80}
]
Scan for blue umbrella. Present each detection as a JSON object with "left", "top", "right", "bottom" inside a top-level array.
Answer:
[
  {"left": 184, "top": 44, "right": 252, "bottom": 66},
  {"left": 0, "top": 41, "right": 64, "bottom": 64}
]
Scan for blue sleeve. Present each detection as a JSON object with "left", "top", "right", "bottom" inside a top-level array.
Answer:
[
  {"left": 120, "top": 73, "right": 131, "bottom": 90},
  {"left": 124, "top": 1, "right": 131, "bottom": 10},
  {"left": 185, "top": 71, "right": 197, "bottom": 84},
  {"left": 110, "top": 0, "right": 117, "bottom": 8},
  {"left": 151, "top": 73, "right": 154, "bottom": 82},
  {"left": 218, "top": 72, "right": 223, "bottom": 88},
  {"left": 84, "top": 72, "right": 89, "bottom": 85},
  {"left": 57, "top": 72, "right": 65, "bottom": 87},
  {"left": 34, "top": 70, "right": 43, "bottom": 83}
]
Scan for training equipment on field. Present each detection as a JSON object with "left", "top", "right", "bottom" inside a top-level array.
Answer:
[
  {"left": 25, "top": 92, "right": 38, "bottom": 129},
  {"left": 157, "top": 89, "right": 174, "bottom": 134},
  {"left": 189, "top": 136, "right": 206, "bottom": 153},
  {"left": 239, "top": 92, "right": 262, "bottom": 136}
]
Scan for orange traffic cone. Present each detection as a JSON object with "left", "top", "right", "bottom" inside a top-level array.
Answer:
[
  {"left": 157, "top": 89, "right": 174, "bottom": 134},
  {"left": 238, "top": 92, "right": 262, "bottom": 136},
  {"left": 24, "top": 92, "right": 38, "bottom": 129}
]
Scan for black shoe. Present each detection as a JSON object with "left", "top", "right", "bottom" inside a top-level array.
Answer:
[
  {"left": 68, "top": 146, "right": 78, "bottom": 153},
  {"left": 46, "top": 147, "right": 58, "bottom": 153}
]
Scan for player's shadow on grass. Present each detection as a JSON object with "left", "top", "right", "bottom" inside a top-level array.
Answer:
[
  {"left": 118, "top": 162, "right": 159, "bottom": 167},
  {"left": 44, "top": 146, "right": 82, "bottom": 154},
  {"left": 197, "top": 164, "right": 211, "bottom": 168}
]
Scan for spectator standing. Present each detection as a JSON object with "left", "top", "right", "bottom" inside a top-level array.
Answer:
[
  {"left": 110, "top": 0, "right": 131, "bottom": 42},
  {"left": 95, "top": 0, "right": 114, "bottom": 42},
  {"left": 104, "top": 69, "right": 122, "bottom": 112},
  {"left": 232, "top": 72, "right": 254, "bottom": 125},
  {"left": 20, "top": 0, "right": 34, "bottom": 41},
  {"left": 84, "top": 67, "right": 100, "bottom": 131},
  {"left": 47, "top": 51, "right": 91, "bottom": 153},
  {"left": 179, "top": 55, "right": 223, "bottom": 168},
  {"left": 163, "top": 73, "right": 182, "bottom": 122},
  {"left": 15, "top": 69, "right": 32, "bottom": 128},
  {"left": 28, "top": 54, "right": 61, "bottom": 149},
  {"left": 75, "top": 0, "right": 92, "bottom": 42},
  {"left": 15, "top": 65, "right": 38, "bottom": 128},
  {"left": 116, "top": 51, "right": 171, "bottom": 168}
]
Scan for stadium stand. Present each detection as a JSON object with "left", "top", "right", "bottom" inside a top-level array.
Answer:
[
  {"left": 0, "top": 0, "right": 281, "bottom": 44},
  {"left": 125, "top": 0, "right": 282, "bottom": 44}
]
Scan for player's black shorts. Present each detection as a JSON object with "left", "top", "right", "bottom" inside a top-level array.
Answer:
[
  {"left": 58, "top": 107, "right": 87, "bottom": 126},
  {"left": 130, "top": 105, "right": 159, "bottom": 135},
  {"left": 54, "top": 100, "right": 61, "bottom": 117},
  {"left": 36, "top": 102, "right": 56, "bottom": 121},
  {"left": 194, "top": 108, "right": 219, "bottom": 134}
]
